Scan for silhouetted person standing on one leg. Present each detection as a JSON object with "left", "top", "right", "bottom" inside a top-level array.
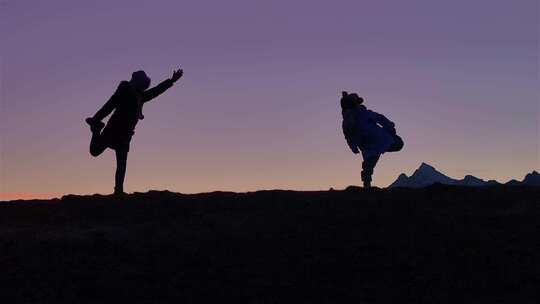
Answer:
[
  {"left": 340, "top": 92, "right": 404, "bottom": 188},
  {"left": 86, "top": 68, "right": 183, "bottom": 195}
]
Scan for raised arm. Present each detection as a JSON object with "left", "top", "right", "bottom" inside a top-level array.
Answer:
[{"left": 142, "top": 69, "right": 183, "bottom": 103}]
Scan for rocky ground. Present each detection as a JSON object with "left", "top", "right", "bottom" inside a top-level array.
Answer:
[{"left": 1, "top": 185, "right": 539, "bottom": 303}]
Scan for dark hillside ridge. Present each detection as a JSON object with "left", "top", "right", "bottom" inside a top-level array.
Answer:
[{"left": 1, "top": 186, "right": 539, "bottom": 303}]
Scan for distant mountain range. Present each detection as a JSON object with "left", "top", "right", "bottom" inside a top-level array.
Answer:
[{"left": 389, "top": 163, "right": 540, "bottom": 188}]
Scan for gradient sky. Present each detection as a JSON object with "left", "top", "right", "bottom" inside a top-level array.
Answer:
[{"left": 1, "top": 0, "right": 538, "bottom": 200}]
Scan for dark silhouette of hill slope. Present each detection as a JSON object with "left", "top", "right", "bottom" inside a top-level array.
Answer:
[{"left": 1, "top": 186, "right": 539, "bottom": 303}]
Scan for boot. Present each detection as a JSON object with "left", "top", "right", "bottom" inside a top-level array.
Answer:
[
  {"left": 113, "top": 186, "right": 126, "bottom": 197},
  {"left": 85, "top": 117, "right": 104, "bottom": 133}
]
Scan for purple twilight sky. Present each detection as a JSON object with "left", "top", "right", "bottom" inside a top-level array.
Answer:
[{"left": 1, "top": 0, "right": 538, "bottom": 199}]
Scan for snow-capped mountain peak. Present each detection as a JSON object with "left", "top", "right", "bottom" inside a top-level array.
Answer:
[
  {"left": 390, "top": 164, "right": 538, "bottom": 188},
  {"left": 523, "top": 171, "right": 540, "bottom": 186}
]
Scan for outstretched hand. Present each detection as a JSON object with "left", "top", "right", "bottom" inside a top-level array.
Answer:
[{"left": 171, "top": 69, "right": 183, "bottom": 83}]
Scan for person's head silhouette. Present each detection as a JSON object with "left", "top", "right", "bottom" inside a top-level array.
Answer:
[
  {"left": 341, "top": 91, "right": 364, "bottom": 110},
  {"left": 131, "top": 70, "right": 151, "bottom": 91}
]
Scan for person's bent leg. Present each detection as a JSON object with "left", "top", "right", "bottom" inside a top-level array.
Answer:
[
  {"left": 387, "top": 135, "right": 404, "bottom": 152},
  {"left": 87, "top": 119, "right": 107, "bottom": 157},
  {"left": 89, "top": 131, "right": 107, "bottom": 157},
  {"left": 361, "top": 155, "right": 380, "bottom": 188},
  {"left": 114, "top": 148, "right": 128, "bottom": 195}
]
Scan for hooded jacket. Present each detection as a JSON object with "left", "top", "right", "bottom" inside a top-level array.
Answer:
[
  {"left": 92, "top": 79, "right": 173, "bottom": 149},
  {"left": 342, "top": 105, "right": 396, "bottom": 159}
]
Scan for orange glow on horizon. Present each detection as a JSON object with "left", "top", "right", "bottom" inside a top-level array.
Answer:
[{"left": 0, "top": 192, "right": 61, "bottom": 202}]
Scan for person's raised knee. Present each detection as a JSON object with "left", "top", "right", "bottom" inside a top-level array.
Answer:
[
  {"left": 396, "top": 140, "right": 404, "bottom": 151},
  {"left": 90, "top": 148, "right": 103, "bottom": 157},
  {"left": 391, "top": 136, "right": 404, "bottom": 151}
]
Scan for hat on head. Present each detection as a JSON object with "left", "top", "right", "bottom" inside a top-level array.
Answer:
[
  {"left": 341, "top": 91, "right": 364, "bottom": 109},
  {"left": 348, "top": 93, "right": 364, "bottom": 104}
]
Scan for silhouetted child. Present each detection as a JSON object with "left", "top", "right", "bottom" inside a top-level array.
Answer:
[
  {"left": 86, "top": 69, "right": 183, "bottom": 195},
  {"left": 341, "top": 91, "right": 404, "bottom": 188}
]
